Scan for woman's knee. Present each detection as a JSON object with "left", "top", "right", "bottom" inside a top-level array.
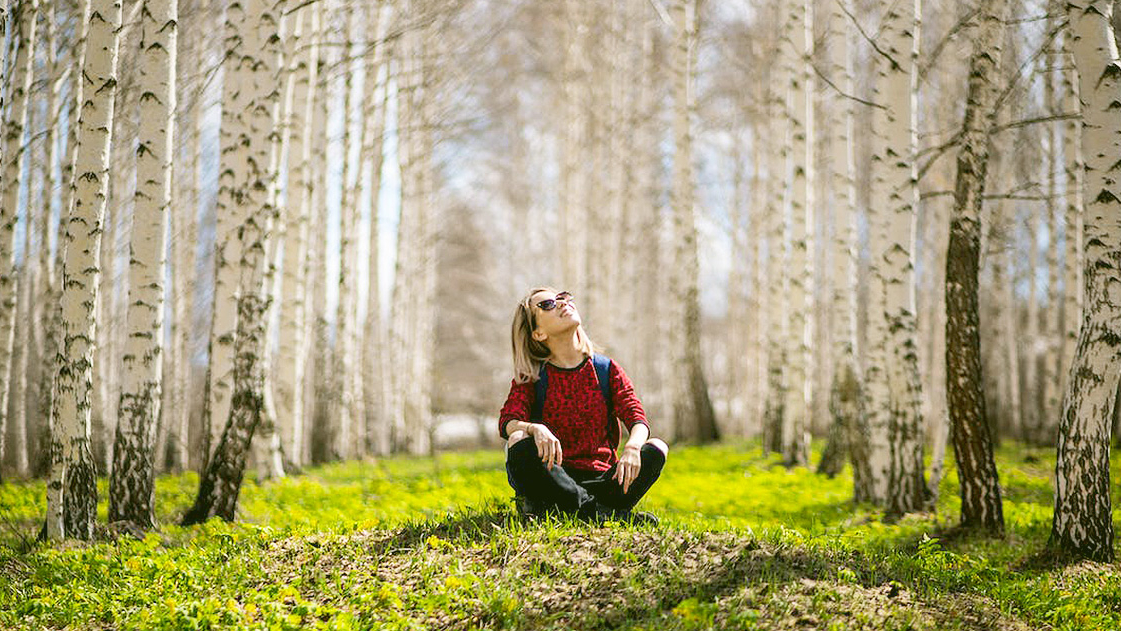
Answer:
[{"left": 645, "top": 438, "right": 669, "bottom": 458}]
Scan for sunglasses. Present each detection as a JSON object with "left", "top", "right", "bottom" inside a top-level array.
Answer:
[{"left": 535, "top": 292, "right": 574, "bottom": 312}]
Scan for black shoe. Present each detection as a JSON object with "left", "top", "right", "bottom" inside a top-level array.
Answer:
[
  {"left": 582, "top": 505, "right": 659, "bottom": 527},
  {"left": 514, "top": 495, "right": 546, "bottom": 520},
  {"left": 626, "top": 511, "right": 659, "bottom": 527}
]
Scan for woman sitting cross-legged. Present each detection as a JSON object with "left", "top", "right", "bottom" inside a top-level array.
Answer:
[{"left": 498, "top": 286, "right": 668, "bottom": 524}]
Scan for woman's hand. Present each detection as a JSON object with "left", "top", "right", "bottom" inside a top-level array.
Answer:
[
  {"left": 613, "top": 445, "right": 642, "bottom": 493},
  {"left": 527, "top": 423, "right": 563, "bottom": 470}
]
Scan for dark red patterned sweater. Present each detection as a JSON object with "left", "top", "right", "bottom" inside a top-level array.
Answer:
[{"left": 498, "top": 357, "right": 648, "bottom": 472}]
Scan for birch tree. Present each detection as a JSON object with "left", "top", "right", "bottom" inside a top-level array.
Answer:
[
  {"left": 361, "top": 1, "right": 391, "bottom": 456},
  {"left": 944, "top": 0, "right": 1008, "bottom": 535},
  {"left": 1058, "top": 25, "right": 1084, "bottom": 423},
  {"left": 761, "top": 0, "right": 789, "bottom": 455},
  {"left": 201, "top": 0, "right": 256, "bottom": 467},
  {"left": 0, "top": 0, "right": 39, "bottom": 475},
  {"left": 1050, "top": 0, "right": 1121, "bottom": 562},
  {"left": 670, "top": 0, "right": 718, "bottom": 444},
  {"left": 183, "top": 0, "right": 285, "bottom": 524},
  {"left": 864, "top": 0, "right": 927, "bottom": 515},
  {"left": 47, "top": 0, "right": 123, "bottom": 540},
  {"left": 780, "top": 0, "right": 812, "bottom": 465},
  {"left": 275, "top": 0, "right": 315, "bottom": 468},
  {"left": 109, "top": 0, "right": 176, "bottom": 529},
  {"left": 819, "top": 0, "right": 863, "bottom": 480}
]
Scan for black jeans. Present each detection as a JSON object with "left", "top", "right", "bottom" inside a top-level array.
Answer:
[{"left": 505, "top": 437, "right": 665, "bottom": 517}]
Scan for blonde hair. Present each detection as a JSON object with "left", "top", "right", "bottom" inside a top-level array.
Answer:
[{"left": 511, "top": 286, "right": 596, "bottom": 383}]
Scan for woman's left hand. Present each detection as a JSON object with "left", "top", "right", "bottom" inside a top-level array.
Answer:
[{"left": 613, "top": 445, "right": 642, "bottom": 494}]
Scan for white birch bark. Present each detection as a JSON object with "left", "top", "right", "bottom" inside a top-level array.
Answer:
[
  {"left": 559, "top": 0, "right": 587, "bottom": 296},
  {"left": 762, "top": 76, "right": 789, "bottom": 454},
  {"left": 999, "top": 224, "right": 1023, "bottom": 437},
  {"left": 48, "top": 0, "right": 123, "bottom": 541},
  {"left": 275, "top": 0, "right": 315, "bottom": 468},
  {"left": 361, "top": 1, "right": 391, "bottom": 457},
  {"left": 202, "top": 0, "right": 255, "bottom": 467},
  {"left": 670, "top": 0, "right": 718, "bottom": 444},
  {"left": 183, "top": 0, "right": 286, "bottom": 524},
  {"left": 305, "top": 31, "right": 329, "bottom": 463},
  {"left": 780, "top": 0, "right": 812, "bottom": 466},
  {"left": 865, "top": 0, "right": 927, "bottom": 514},
  {"left": 1050, "top": 0, "right": 1121, "bottom": 562},
  {"left": 332, "top": 3, "right": 358, "bottom": 461},
  {"left": 1058, "top": 27, "right": 1085, "bottom": 422},
  {"left": 0, "top": 0, "right": 38, "bottom": 474},
  {"left": 1040, "top": 8, "right": 1063, "bottom": 442},
  {"left": 820, "top": 0, "right": 863, "bottom": 479},
  {"left": 110, "top": 0, "right": 176, "bottom": 528}
]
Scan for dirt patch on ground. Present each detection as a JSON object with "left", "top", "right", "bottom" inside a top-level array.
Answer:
[{"left": 259, "top": 523, "right": 1041, "bottom": 630}]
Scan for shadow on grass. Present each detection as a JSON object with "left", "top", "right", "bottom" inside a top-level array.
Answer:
[{"left": 381, "top": 503, "right": 519, "bottom": 550}]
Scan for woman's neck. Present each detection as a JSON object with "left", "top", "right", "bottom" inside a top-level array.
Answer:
[{"left": 546, "top": 332, "right": 586, "bottom": 368}]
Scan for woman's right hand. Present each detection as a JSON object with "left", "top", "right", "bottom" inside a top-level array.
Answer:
[{"left": 527, "top": 423, "right": 563, "bottom": 470}]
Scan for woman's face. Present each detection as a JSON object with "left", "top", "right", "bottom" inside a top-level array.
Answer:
[{"left": 531, "top": 289, "right": 581, "bottom": 339}]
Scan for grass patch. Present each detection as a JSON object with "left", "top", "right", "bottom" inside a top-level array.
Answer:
[{"left": 1, "top": 441, "right": 1119, "bottom": 629}]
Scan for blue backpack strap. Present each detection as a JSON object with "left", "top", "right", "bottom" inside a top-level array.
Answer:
[
  {"left": 530, "top": 363, "right": 548, "bottom": 421},
  {"left": 592, "top": 353, "right": 614, "bottom": 420}
]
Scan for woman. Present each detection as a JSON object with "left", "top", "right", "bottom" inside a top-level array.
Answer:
[{"left": 498, "top": 286, "right": 668, "bottom": 523}]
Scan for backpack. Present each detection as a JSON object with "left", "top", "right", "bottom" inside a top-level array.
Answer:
[{"left": 530, "top": 353, "right": 613, "bottom": 423}]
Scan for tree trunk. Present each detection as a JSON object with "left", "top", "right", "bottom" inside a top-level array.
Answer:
[
  {"left": 865, "top": 0, "right": 927, "bottom": 516},
  {"left": 670, "top": 0, "right": 717, "bottom": 444},
  {"left": 1039, "top": 6, "right": 1063, "bottom": 446},
  {"left": 109, "top": 0, "right": 176, "bottom": 530},
  {"left": 274, "top": 0, "right": 314, "bottom": 469},
  {"left": 1049, "top": 0, "right": 1121, "bottom": 563},
  {"left": 47, "top": 0, "right": 123, "bottom": 541},
  {"left": 202, "top": 0, "right": 256, "bottom": 468},
  {"left": 331, "top": 5, "right": 358, "bottom": 462},
  {"left": 183, "top": 0, "right": 285, "bottom": 525},
  {"left": 559, "top": 0, "right": 587, "bottom": 297},
  {"left": 1057, "top": 25, "right": 1084, "bottom": 443},
  {"left": 819, "top": 0, "right": 862, "bottom": 479},
  {"left": 361, "top": 1, "right": 390, "bottom": 457},
  {"left": 944, "top": 0, "right": 1008, "bottom": 535},
  {"left": 780, "top": 0, "right": 812, "bottom": 466},
  {"left": 0, "top": 0, "right": 39, "bottom": 479}
]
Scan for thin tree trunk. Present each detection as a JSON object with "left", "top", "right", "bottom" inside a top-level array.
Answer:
[
  {"left": 944, "top": 0, "right": 1008, "bottom": 535},
  {"left": 109, "top": 0, "right": 176, "bottom": 530},
  {"left": 1049, "top": 0, "right": 1121, "bottom": 563},
  {"left": 1057, "top": 25, "right": 1084, "bottom": 442},
  {"left": 820, "top": 0, "right": 862, "bottom": 479},
  {"left": 361, "top": 1, "right": 390, "bottom": 457},
  {"left": 1039, "top": 7, "right": 1063, "bottom": 447},
  {"left": 202, "top": 0, "right": 254, "bottom": 468},
  {"left": 47, "top": 0, "right": 123, "bottom": 541},
  {"left": 332, "top": 4, "right": 358, "bottom": 462},
  {"left": 0, "top": 0, "right": 39, "bottom": 479},
  {"left": 275, "top": 0, "right": 314, "bottom": 469},
  {"left": 670, "top": 0, "right": 717, "bottom": 444},
  {"left": 781, "top": 0, "right": 812, "bottom": 466}
]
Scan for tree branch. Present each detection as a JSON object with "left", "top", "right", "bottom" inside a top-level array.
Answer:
[
  {"left": 838, "top": 0, "right": 899, "bottom": 70},
  {"left": 811, "top": 62, "right": 887, "bottom": 110}
]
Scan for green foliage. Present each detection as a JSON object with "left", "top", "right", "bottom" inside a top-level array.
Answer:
[{"left": 1, "top": 441, "right": 1119, "bottom": 629}]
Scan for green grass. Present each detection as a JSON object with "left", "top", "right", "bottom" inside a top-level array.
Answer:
[{"left": 1, "top": 441, "right": 1119, "bottom": 629}]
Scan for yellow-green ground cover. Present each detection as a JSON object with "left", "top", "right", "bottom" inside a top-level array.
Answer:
[{"left": 1, "top": 442, "right": 1119, "bottom": 629}]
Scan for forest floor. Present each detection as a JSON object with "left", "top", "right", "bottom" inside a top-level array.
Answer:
[{"left": 1, "top": 442, "right": 1120, "bottom": 630}]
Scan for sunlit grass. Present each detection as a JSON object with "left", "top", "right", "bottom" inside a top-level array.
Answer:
[{"left": 1, "top": 440, "right": 1119, "bottom": 629}]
